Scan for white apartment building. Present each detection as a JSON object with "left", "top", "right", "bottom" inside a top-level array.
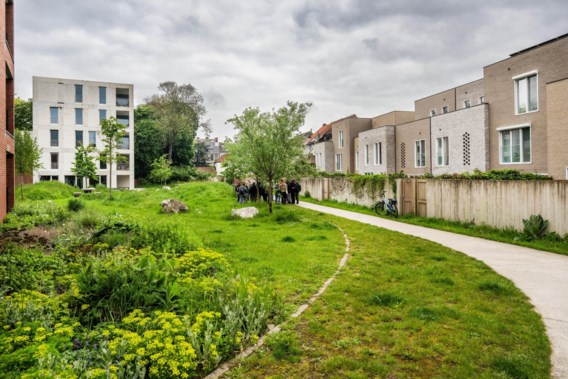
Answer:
[{"left": 32, "top": 77, "right": 135, "bottom": 189}]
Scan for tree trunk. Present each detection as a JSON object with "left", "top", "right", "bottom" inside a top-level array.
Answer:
[
  {"left": 268, "top": 179, "right": 273, "bottom": 214},
  {"left": 109, "top": 147, "right": 113, "bottom": 198}
]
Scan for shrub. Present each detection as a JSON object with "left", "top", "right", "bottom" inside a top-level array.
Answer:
[
  {"left": 522, "top": 214, "right": 548, "bottom": 240},
  {"left": 22, "top": 181, "right": 77, "bottom": 200},
  {"left": 67, "top": 198, "right": 84, "bottom": 212},
  {"left": 303, "top": 190, "right": 311, "bottom": 198},
  {"left": 2, "top": 202, "right": 68, "bottom": 231}
]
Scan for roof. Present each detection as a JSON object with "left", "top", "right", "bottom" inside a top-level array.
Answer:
[
  {"left": 214, "top": 153, "right": 228, "bottom": 163},
  {"left": 306, "top": 114, "right": 358, "bottom": 145},
  {"left": 510, "top": 33, "right": 568, "bottom": 57}
]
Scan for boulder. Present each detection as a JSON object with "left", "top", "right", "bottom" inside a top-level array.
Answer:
[
  {"left": 161, "top": 199, "right": 189, "bottom": 213},
  {"left": 231, "top": 207, "right": 259, "bottom": 219}
]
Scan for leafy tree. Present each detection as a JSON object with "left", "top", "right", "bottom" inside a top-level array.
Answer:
[
  {"left": 134, "top": 105, "right": 166, "bottom": 179},
  {"left": 71, "top": 145, "right": 98, "bottom": 188},
  {"left": 14, "top": 130, "right": 42, "bottom": 200},
  {"left": 193, "top": 140, "right": 209, "bottom": 166},
  {"left": 226, "top": 101, "right": 311, "bottom": 213},
  {"left": 15, "top": 97, "right": 33, "bottom": 131},
  {"left": 99, "top": 116, "right": 128, "bottom": 198},
  {"left": 146, "top": 82, "right": 208, "bottom": 162},
  {"left": 150, "top": 155, "right": 173, "bottom": 186}
]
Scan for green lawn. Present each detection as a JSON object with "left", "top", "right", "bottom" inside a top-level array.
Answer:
[{"left": 0, "top": 182, "right": 551, "bottom": 378}]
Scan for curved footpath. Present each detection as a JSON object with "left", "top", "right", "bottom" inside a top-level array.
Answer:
[{"left": 299, "top": 202, "right": 568, "bottom": 379}]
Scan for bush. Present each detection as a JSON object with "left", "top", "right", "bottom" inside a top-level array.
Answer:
[
  {"left": 22, "top": 181, "right": 77, "bottom": 200},
  {"left": 170, "top": 166, "right": 212, "bottom": 183},
  {"left": 67, "top": 198, "right": 84, "bottom": 212},
  {"left": 2, "top": 202, "right": 68, "bottom": 231},
  {"left": 522, "top": 214, "right": 548, "bottom": 240}
]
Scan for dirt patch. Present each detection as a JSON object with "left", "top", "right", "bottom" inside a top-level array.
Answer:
[{"left": 0, "top": 226, "right": 62, "bottom": 251}]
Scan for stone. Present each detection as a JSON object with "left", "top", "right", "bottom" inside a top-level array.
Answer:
[
  {"left": 231, "top": 207, "right": 259, "bottom": 219},
  {"left": 161, "top": 199, "right": 189, "bottom": 213}
]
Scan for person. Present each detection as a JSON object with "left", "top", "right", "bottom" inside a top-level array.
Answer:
[
  {"left": 295, "top": 180, "right": 302, "bottom": 204},
  {"left": 249, "top": 181, "right": 258, "bottom": 202},
  {"left": 278, "top": 178, "right": 288, "bottom": 205},
  {"left": 288, "top": 179, "right": 298, "bottom": 205}
]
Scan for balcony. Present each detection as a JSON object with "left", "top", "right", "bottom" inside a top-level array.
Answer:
[{"left": 116, "top": 88, "right": 130, "bottom": 107}]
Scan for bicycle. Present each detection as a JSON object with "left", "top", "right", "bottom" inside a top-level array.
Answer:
[{"left": 374, "top": 191, "right": 398, "bottom": 217}]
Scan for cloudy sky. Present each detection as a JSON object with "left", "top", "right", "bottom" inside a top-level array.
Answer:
[{"left": 15, "top": 0, "right": 567, "bottom": 139}]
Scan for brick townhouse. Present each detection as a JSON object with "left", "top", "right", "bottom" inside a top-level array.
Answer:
[
  {"left": 0, "top": 0, "right": 14, "bottom": 222},
  {"left": 308, "top": 33, "right": 568, "bottom": 180}
]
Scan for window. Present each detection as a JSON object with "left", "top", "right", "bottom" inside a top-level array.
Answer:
[
  {"left": 464, "top": 100, "right": 471, "bottom": 108},
  {"left": 89, "top": 131, "right": 96, "bottom": 147},
  {"left": 100, "top": 154, "right": 107, "bottom": 170},
  {"left": 99, "top": 109, "right": 107, "bottom": 122},
  {"left": 479, "top": 96, "right": 485, "bottom": 104},
  {"left": 118, "top": 136, "right": 130, "bottom": 150},
  {"left": 436, "top": 137, "right": 449, "bottom": 166},
  {"left": 117, "top": 154, "right": 130, "bottom": 171},
  {"left": 500, "top": 126, "right": 531, "bottom": 163},
  {"left": 515, "top": 73, "right": 538, "bottom": 114},
  {"left": 365, "top": 144, "right": 369, "bottom": 166},
  {"left": 75, "top": 108, "right": 83, "bottom": 125},
  {"left": 116, "top": 88, "right": 130, "bottom": 107},
  {"left": 374, "top": 142, "right": 382, "bottom": 165},
  {"left": 50, "top": 129, "right": 59, "bottom": 147},
  {"left": 116, "top": 111, "right": 129, "bottom": 126},
  {"left": 415, "top": 140, "right": 426, "bottom": 167},
  {"left": 338, "top": 130, "right": 345, "bottom": 148},
  {"left": 50, "top": 153, "right": 58, "bottom": 169},
  {"left": 430, "top": 109, "right": 436, "bottom": 117},
  {"left": 75, "top": 130, "right": 83, "bottom": 147},
  {"left": 99, "top": 86, "right": 107, "bottom": 104},
  {"left": 50, "top": 107, "right": 59, "bottom": 124},
  {"left": 442, "top": 106, "right": 449, "bottom": 114},
  {"left": 335, "top": 153, "right": 342, "bottom": 171},
  {"left": 75, "top": 84, "right": 83, "bottom": 103}
]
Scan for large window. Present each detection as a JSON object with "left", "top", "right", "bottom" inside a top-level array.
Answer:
[
  {"left": 99, "top": 86, "right": 107, "bottom": 104},
  {"left": 50, "top": 107, "right": 59, "bottom": 124},
  {"left": 364, "top": 144, "right": 369, "bottom": 166},
  {"left": 436, "top": 137, "right": 449, "bottom": 166},
  {"left": 117, "top": 154, "right": 130, "bottom": 171},
  {"left": 335, "top": 153, "right": 342, "bottom": 171},
  {"left": 415, "top": 140, "right": 426, "bottom": 167},
  {"left": 338, "top": 130, "right": 345, "bottom": 148},
  {"left": 75, "top": 84, "right": 83, "bottom": 103},
  {"left": 500, "top": 127, "right": 531, "bottom": 163},
  {"left": 99, "top": 109, "right": 107, "bottom": 123},
  {"left": 50, "top": 153, "right": 58, "bottom": 169},
  {"left": 75, "top": 108, "right": 83, "bottom": 125},
  {"left": 374, "top": 142, "right": 382, "bottom": 165},
  {"left": 515, "top": 73, "right": 538, "bottom": 114},
  {"left": 89, "top": 131, "right": 97, "bottom": 147},
  {"left": 50, "top": 129, "right": 59, "bottom": 147},
  {"left": 118, "top": 136, "right": 130, "bottom": 150},
  {"left": 75, "top": 130, "right": 83, "bottom": 147},
  {"left": 116, "top": 88, "right": 130, "bottom": 107}
]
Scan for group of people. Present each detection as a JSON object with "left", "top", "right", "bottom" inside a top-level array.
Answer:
[{"left": 233, "top": 178, "right": 302, "bottom": 205}]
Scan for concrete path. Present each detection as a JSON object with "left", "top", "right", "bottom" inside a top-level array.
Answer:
[{"left": 299, "top": 202, "right": 568, "bottom": 379}]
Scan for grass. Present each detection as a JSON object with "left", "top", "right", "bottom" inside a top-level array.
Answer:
[
  {"left": 2, "top": 181, "right": 552, "bottom": 378},
  {"left": 301, "top": 197, "right": 568, "bottom": 256}
]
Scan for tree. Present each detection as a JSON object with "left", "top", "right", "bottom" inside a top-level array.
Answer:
[
  {"left": 71, "top": 145, "right": 98, "bottom": 188},
  {"left": 99, "top": 116, "right": 128, "bottom": 198},
  {"left": 15, "top": 130, "right": 42, "bottom": 200},
  {"left": 134, "top": 105, "right": 166, "bottom": 179},
  {"left": 226, "top": 101, "right": 311, "bottom": 213},
  {"left": 15, "top": 97, "right": 33, "bottom": 131},
  {"left": 193, "top": 140, "right": 209, "bottom": 166},
  {"left": 149, "top": 155, "right": 173, "bottom": 186},
  {"left": 146, "top": 82, "right": 207, "bottom": 162}
]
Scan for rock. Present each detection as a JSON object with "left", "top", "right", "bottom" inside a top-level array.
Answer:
[
  {"left": 231, "top": 207, "right": 259, "bottom": 219},
  {"left": 161, "top": 199, "right": 189, "bottom": 213}
]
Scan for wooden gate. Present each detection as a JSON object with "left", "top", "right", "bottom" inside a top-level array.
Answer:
[{"left": 399, "top": 179, "right": 428, "bottom": 217}]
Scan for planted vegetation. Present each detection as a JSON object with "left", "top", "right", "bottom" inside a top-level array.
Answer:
[{"left": 0, "top": 181, "right": 552, "bottom": 378}]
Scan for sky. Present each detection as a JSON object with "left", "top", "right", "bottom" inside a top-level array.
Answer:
[{"left": 14, "top": 0, "right": 568, "bottom": 140}]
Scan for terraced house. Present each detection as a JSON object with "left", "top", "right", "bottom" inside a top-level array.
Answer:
[
  {"left": 308, "top": 33, "right": 568, "bottom": 180},
  {"left": 0, "top": 0, "right": 14, "bottom": 222},
  {"left": 32, "top": 77, "right": 135, "bottom": 189}
]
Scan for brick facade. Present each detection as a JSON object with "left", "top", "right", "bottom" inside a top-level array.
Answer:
[{"left": 1, "top": 0, "right": 15, "bottom": 222}]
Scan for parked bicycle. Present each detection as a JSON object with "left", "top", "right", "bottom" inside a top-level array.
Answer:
[{"left": 374, "top": 191, "right": 398, "bottom": 217}]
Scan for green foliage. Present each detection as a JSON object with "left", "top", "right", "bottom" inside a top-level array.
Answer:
[
  {"left": 14, "top": 130, "right": 42, "bottom": 200},
  {"left": 352, "top": 174, "right": 386, "bottom": 199},
  {"left": 67, "top": 198, "right": 84, "bottom": 212},
  {"left": 421, "top": 168, "right": 551, "bottom": 181},
  {"left": 15, "top": 97, "right": 33, "bottom": 131},
  {"left": 134, "top": 105, "right": 167, "bottom": 179},
  {"left": 193, "top": 140, "right": 209, "bottom": 166},
  {"left": 368, "top": 292, "right": 404, "bottom": 307},
  {"left": 19, "top": 181, "right": 76, "bottom": 201},
  {"left": 2, "top": 202, "right": 68, "bottom": 231},
  {"left": 227, "top": 101, "right": 311, "bottom": 213},
  {"left": 266, "top": 331, "right": 302, "bottom": 361},
  {"left": 149, "top": 155, "right": 173, "bottom": 185},
  {"left": 522, "top": 214, "right": 549, "bottom": 240},
  {"left": 170, "top": 165, "right": 211, "bottom": 182},
  {"left": 71, "top": 145, "right": 97, "bottom": 188},
  {"left": 99, "top": 116, "right": 129, "bottom": 198}
]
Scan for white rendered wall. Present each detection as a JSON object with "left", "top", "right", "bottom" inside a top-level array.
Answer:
[{"left": 32, "top": 77, "right": 135, "bottom": 189}]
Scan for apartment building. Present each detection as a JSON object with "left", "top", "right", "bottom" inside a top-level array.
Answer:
[
  {"left": 0, "top": 0, "right": 14, "bottom": 222},
  {"left": 33, "top": 77, "right": 135, "bottom": 189},
  {"left": 305, "top": 122, "right": 334, "bottom": 172},
  {"left": 309, "top": 33, "right": 568, "bottom": 180}
]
